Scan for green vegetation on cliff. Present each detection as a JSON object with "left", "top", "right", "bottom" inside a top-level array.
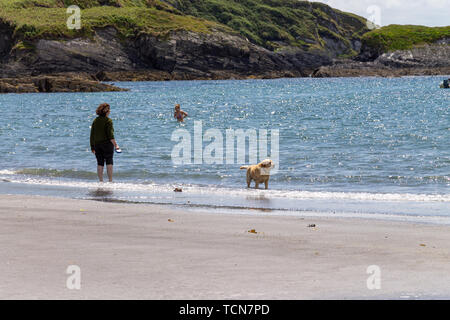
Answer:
[
  {"left": 362, "top": 25, "right": 450, "bottom": 53},
  {"left": 0, "top": 0, "right": 369, "bottom": 55},
  {"left": 0, "top": 0, "right": 228, "bottom": 40},
  {"left": 162, "top": 0, "right": 369, "bottom": 52},
  {"left": 2, "top": 0, "right": 447, "bottom": 57}
]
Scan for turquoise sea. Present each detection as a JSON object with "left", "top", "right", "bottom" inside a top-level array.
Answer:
[{"left": 0, "top": 77, "right": 449, "bottom": 222}]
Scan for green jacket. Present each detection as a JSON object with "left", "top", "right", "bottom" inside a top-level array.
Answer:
[{"left": 90, "top": 116, "right": 115, "bottom": 150}]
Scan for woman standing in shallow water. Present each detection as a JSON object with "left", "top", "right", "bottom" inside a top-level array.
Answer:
[{"left": 90, "top": 103, "right": 120, "bottom": 182}]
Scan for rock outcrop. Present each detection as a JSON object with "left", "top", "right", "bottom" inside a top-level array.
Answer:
[
  {"left": 0, "top": 27, "right": 334, "bottom": 81},
  {"left": 0, "top": 74, "right": 128, "bottom": 93},
  {"left": 312, "top": 41, "right": 450, "bottom": 77},
  {"left": 376, "top": 40, "right": 450, "bottom": 68},
  {"left": 134, "top": 30, "right": 334, "bottom": 79},
  {"left": 0, "top": 22, "right": 13, "bottom": 62}
]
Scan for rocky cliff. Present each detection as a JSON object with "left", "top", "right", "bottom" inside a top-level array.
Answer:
[
  {"left": 0, "top": 26, "right": 335, "bottom": 81},
  {"left": 313, "top": 39, "right": 450, "bottom": 77},
  {"left": 0, "top": 1, "right": 448, "bottom": 92},
  {"left": 0, "top": 0, "right": 370, "bottom": 88}
]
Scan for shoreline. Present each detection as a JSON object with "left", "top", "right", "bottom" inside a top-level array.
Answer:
[
  {"left": 93, "top": 68, "right": 450, "bottom": 82},
  {"left": 1, "top": 179, "right": 449, "bottom": 226},
  {"left": 1, "top": 72, "right": 449, "bottom": 94},
  {"left": 0, "top": 74, "right": 127, "bottom": 94},
  {"left": 1, "top": 194, "right": 450, "bottom": 299}
]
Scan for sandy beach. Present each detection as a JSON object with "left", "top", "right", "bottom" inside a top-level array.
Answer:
[{"left": 0, "top": 194, "right": 449, "bottom": 300}]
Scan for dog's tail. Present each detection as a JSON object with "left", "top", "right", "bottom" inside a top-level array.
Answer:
[{"left": 240, "top": 166, "right": 249, "bottom": 170}]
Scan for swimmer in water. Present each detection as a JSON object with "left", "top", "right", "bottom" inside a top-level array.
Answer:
[{"left": 174, "top": 104, "right": 188, "bottom": 122}]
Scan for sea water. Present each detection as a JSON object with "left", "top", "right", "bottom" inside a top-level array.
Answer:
[{"left": 0, "top": 77, "right": 448, "bottom": 222}]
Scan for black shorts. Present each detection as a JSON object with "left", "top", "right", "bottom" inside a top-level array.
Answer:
[{"left": 94, "top": 141, "right": 114, "bottom": 166}]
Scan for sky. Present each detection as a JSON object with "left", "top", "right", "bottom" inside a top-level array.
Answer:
[{"left": 312, "top": 0, "right": 450, "bottom": 27}]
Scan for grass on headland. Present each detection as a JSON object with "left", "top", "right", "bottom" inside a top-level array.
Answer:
[
  {"left": 362, "top": 25, "right": 450, "bottom": 53},
  {"left": 4, "top": 0, "right": 447, "bottom": 56},
  {"left": 162, "top": 0, "right": 369, "bottom": 51},
  {"left": 0, "top": 3, "right": 228, "bottom": 40},
  {"left": 0, "top": 0, "right": 369, "bottom": 55},
  {"left": 0, "top": 0, "right": 152, "bottom": 8}
]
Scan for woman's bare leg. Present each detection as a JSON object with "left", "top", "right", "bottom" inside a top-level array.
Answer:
[
  {"left": 97, "top": 165, "right": 104, "bottom": 182},
  {"left": 106, "top": 164, "right": 113, "bottom": 182}
]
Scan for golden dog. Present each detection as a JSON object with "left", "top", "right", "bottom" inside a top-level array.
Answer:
[{"left": 240, "top": 159, "right": 275, "bottom": 189}]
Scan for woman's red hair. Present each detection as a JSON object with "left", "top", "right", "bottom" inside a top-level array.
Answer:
[{"left": 96, "top": 103, "right": 110, "bottom": 116}]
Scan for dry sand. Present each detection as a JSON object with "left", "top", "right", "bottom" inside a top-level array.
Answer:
[{"left": 0, "top": 194, "right": 449, "bottom": 299}]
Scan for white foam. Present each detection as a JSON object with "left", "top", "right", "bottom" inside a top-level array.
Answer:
[
  {"left": 0, "top": 170, "right": 16, "bottom": 175},
  {"left": 1, "top": 173, "right": 449, "bottom": 203}
]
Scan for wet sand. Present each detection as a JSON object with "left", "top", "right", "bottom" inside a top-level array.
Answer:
[{"left": 1, "top": 194, "right": 449, "bottom": 299}]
